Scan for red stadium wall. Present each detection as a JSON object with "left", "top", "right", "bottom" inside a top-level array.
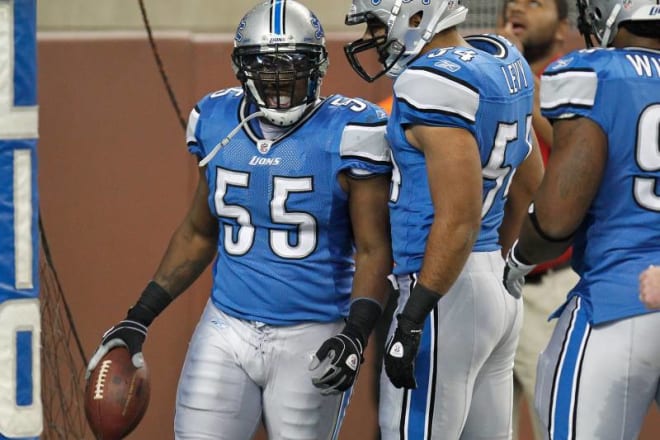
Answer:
[{"left": 37, "top": 34, "right": 658, "bottom": 440}]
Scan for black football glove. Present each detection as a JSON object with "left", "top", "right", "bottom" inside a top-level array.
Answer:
[
  {"left": 85, "top": 320, "right": 148, "bottom": 378},
  {"left": 309, "top": 326, "right": 364, "bottom": 395},
  {"left": 384, "top": 313, "right": 423, "bottom": 389}
]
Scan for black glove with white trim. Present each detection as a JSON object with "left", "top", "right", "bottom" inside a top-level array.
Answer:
[
  {"left": 85, "top": 281, "right": 172, "bottom": 378},
  {"left": 86, "top": 320, "right": 148, "bottom": 376},
  {"left": 310, "top": 298, "right": 382, "bottom": 395},
  {"left": 310, "top": 326, "right": 364, "bottom": 395},
  {"left": 384, "top": 313, "right": 423, "bottom": 389},
  {"left": 384, "top": 281, "right": 441, "bottom": 389}
]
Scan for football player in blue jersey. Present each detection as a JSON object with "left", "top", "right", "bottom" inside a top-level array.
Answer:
[
  {"left": 345, "top": 0, "right": 544, "bottom": 438},
  {"left": 85, "top": 1, "right": 394, "bottom": 438},
  {"left": 503, "top": 0, "right": 660, "bottom": 438}
]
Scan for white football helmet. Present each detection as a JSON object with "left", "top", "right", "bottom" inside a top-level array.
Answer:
[
  {"left": 344, "top": 0, "right": 468, "bottom": 82},
  {"left": 232, "top": 0, "right": 328, "bottom": 126},
  {"left": 576, "top": 0, "right": 660, "bottom": 47}
]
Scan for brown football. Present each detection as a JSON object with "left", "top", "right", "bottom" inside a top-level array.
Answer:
[{"left": 84, "top": 347, "right": 150, "bottom": 440}]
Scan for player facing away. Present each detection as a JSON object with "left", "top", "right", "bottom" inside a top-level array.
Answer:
[
  {"left": 86, "top": 1, "right": 394, "bottom": 439},
  {"left": 345, "top": 1, "right": 544, "bottom": 438},
  {"left": 503, "top": 0, "right": 660, "bottom": 438}
]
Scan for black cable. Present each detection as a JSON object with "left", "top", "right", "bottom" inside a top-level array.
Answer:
[
  {"left": 138, "top": 0, "right": 187, "bottom": 132},
  {"left": 39, "top": 212, "right": 88, "bottom": 366}
]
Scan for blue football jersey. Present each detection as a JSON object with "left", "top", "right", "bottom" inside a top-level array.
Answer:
[
  {"left": 186, "top": 88, "right": 391, "bottom": 325},
  {"left": 389, "top": 34, "right": 535, "bottom": 275},
  {"left": 541, "top": 47, "right": 660, "bottom": 324}
]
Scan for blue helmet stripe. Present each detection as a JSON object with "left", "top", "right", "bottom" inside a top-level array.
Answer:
[{"left": 272, "top": 0, "right": 285, "bottom": 35}]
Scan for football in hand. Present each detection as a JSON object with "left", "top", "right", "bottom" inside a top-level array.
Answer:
[{"left": 84, "top": 347, "right": 150, "bottom": 439}]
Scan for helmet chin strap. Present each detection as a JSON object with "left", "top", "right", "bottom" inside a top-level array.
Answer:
[
  {"left": 600, "top": 3, "right": 622, "bottom": 47},
  {"left": 198, "top": 111, "right": 265, "bottom": 167},
  {"left": 260, "top": 104, "right": 308, "bottom": 127}
]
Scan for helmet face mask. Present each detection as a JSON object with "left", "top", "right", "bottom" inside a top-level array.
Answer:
[
  {"left": 344, "top": 12, "right": 405, "bottom": 82},
  {"left": 344, "top": 0, "right": 468, "bottom": 81},
  {"left": 576, "top": 0, "right": 660, "bottom": 47},
  {"left": 232, "top": 0, "right": 328, "bottom": 126},
  {"left": 234, "top": 47, "right": 325, "bottom": 113}
]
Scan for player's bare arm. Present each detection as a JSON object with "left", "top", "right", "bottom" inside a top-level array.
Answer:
[
  {"left": 86, "top": 167, "right": 218, "bottom": 374},
  {"left": 310, "top": 172, "right": 392, "bottom": 395},
  {"left": 499, "top": 128, "right": 544, "bottom": 254},
  {"left": 344, "top": 172, "right": 393, "bottom": 305},
  {"left": 517, "top": 116, "right": 607, "bottom": 263},
  {"left": 409, "top": 124, "right": 482, "bottom": 294},
  {"left": 152, "top": 167, "right": 219, "bottom": 298}
]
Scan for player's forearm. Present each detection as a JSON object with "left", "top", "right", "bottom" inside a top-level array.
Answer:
[
  {"left": 351, "top": 246, "right": 393, "bottom": 307},
  {"left": 152, "top": 225, "right": 217, "bottom": 299},
  {"left": 418, "top": 218, "right": 479, "bottom": 295},
  {"left": 499, "top": 197, "right": 526, "bottom": 256}
]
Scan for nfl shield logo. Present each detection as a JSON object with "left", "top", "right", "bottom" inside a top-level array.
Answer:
[{"left": 257, "top": 140, "right": 272, "bottom": 154}]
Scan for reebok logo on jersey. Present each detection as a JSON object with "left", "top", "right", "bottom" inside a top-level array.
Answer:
[
  {"left": 434, "top": 59, "right": 461, "bottom": 72},
  {"left": 551, "top": 57, "right": 574, "bottom": 70},
  {"left": 345, "top": 354, "right": 359, "bottom": 371},
  {"left": 249, "top": 156, "right": 281, "bottom": 166},
  {"left": 389, "top": 342, "right": 404, "bottom": 358}
]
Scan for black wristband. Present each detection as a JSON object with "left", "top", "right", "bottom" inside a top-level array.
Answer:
[
  {"left": 126, "top": 281, "right": 173, "bottom": 327},
  {"left": 511, "top": 241, "right": 534, "bottom": 266},
  {"left": 343, "top": 298, "right": 383, "bottom": 347},
  {"left": 400, "top": 281, "right": 442, "bottom": 325}
]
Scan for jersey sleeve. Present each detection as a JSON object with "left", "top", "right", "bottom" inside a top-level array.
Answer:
[
  {"left": 393, "top": 65, "right": 479, "bottom": 134},
  {"left": 540, "top": 50, "right": 602, "bottom": 125},
  {"left": 186, "top": 105, "right": 203, "bottom": 159},
  {"left": 186, "top": 87, "right": 241, "bottom": 160},
  {"left": 337, "top": 100, "right": 391, "bottom": 177}
]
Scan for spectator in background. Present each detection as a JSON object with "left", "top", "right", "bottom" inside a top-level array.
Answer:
[
  {"left": 640, "top": 266, "right": 660, "bottom": 310},
  {"left": 497, "top": 2, "right": 580, "bottom": 439}
]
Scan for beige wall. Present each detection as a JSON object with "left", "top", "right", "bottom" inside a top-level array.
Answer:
[
  {"left": 37, "top": 0, "right": 354, "bottom": 32},
  {"left": 37, "top": 0, "right": 503, "bottom": 32}
]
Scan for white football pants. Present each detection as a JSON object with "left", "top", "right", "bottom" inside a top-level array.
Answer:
[
  {"left": 174, "top": 300, "right": 350, "bottom": 440},
  {"left": 380, "top": 251, "right": 522, "bottom": 439}
]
